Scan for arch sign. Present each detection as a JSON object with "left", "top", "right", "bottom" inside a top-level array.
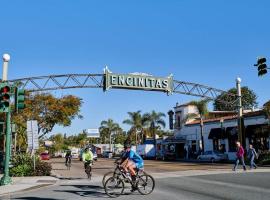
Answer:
[{"left": 103, "top": 67, "right": 174, "bottom": 94}]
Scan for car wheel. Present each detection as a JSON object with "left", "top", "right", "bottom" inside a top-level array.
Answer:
[{"left": 210, "top": 158, "right": 215, "bottom": 163}]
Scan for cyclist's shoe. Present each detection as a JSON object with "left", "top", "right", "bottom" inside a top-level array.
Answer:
[{"left": 130, "top": 185, "right": 137, "bottom": 192}]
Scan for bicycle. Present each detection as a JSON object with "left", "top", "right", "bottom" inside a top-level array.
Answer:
[
  {"left": 85, "top": 160, "right": 93, "bottom": 179},
  {"left": 104, "top": 163, "right": 155, "bottom": 198},
  {"left": 102, "top": 160, "right": 146, "bottom": 187},
  {"left": 65, "top": 157, "right": 71, "bottom": 170}
]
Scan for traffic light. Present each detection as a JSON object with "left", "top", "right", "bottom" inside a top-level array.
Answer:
[
  {"left": 15, "top": 87, "right": 26, "bottom": 112},
  {"left": 254, "top": 57, "right": 268, "bottom": 76},
  {"left": 0, "top": 83, "right": 11, "bottom": 112}
]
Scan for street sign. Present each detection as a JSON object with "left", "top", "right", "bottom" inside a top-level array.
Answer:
[
  {"left": 87, "top": 129, "right": 100, "bottom": 138},
  {"left": 103, "top": 67, "right": 173, "bottom": 94},
  {"left": 27, "top": 120, "right": 39, "bottom": 150}
]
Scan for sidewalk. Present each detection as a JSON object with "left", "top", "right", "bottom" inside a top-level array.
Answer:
[{"left": 0, "top": 175, "right": 58, "bottom": 197}]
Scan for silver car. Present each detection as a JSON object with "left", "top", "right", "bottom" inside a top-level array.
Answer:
[{"left": 197, "top": 150, "right": 228, "bottom": 162}]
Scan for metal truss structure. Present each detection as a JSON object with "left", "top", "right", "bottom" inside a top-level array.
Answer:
[{"left": 8, "top": 74, "right": 238, "bottom": 106}]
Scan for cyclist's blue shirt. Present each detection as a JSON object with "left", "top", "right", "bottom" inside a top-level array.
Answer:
[{"left": 127, "top": 149, "right": 144, "bottom": 168}]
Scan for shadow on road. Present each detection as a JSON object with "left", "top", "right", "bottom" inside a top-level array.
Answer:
[
  {"left": 14, "top": 197, "right": 63, "bottom": 200},
  {"left": 58, "top": 177, "right": 86, "bottom": 180},
  {"left": 55, "top": 184, "right": 108, "bottom": 198}
]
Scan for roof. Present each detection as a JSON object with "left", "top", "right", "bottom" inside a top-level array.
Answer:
[{"left": 186, "top": 110, "right": 266, "bottom": 125}]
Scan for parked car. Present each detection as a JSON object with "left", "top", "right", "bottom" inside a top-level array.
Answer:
[
  {"left": 71, "top": 152, "right": 79, "bottom": 159},
  {"left": 40, "top": 152, "right": 50, "bottom": 160},
  {"left": 197, "top": 150, "right": 228, "bottom": 162},
  {"left": 103, "top": 151, "right": 113, "bottom": 158}
]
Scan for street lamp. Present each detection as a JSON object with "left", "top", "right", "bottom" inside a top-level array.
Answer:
[
  {"left": 2, "top": 54, "right": 10, "bottom": 81},
  {"left": 0, "top": 53, "right": 12, "bottom": 186},
  {"left": 236, "top": 77, "right": 244, "bottom": 147}
]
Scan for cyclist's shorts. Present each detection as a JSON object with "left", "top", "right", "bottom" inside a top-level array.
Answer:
[{"left": 135, "top": 162, "right": 144, "bottom": 169}]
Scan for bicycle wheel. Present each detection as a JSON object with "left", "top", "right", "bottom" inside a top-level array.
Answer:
[
  {"left": 104, "top": 177, "right": 124, "bottom": 198},
  {"left": 137, "top": 174, "right": 155, "bottom": 195},
  {"left": 102, "top": 171, "right": 115, "bottom": 186},
  {"left": 67, "top": 160, "right": 71, "bottom": 170},
  {"left": 86, "top": 166, "right": 92, "bottom": 179},
  {"left": 102, "top": 169, "right": 122, "bottom": 186}
]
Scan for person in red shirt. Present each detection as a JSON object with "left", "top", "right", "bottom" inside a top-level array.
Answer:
[{"left": 233, "top": 141, "right": 246, "bottom": 171}]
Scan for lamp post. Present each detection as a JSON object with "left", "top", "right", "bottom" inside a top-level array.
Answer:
[
  {"left": 236, "top": 77, "right": 245, "bottom": 148},
  {"left": 0, "top": 54, "right": 12, "bottom": 186},
  {"left": 200, "top": 119, "right": 204, "bottom": 154},
  {"left": 220, "top": 118, "right": 225, "bottom": 152}
]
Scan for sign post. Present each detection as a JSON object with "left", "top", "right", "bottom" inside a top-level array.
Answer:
[{"left": 27, "top": 120, "right": 39, "bottom": 170}]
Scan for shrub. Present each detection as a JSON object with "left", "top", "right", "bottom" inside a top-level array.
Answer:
[
  {"left": 10, "top": 153, "right": 52, "bottom": 177},
  {"left": 10, "top": 164, "right": 33, "bottom": 177},
  {"left": 258, "top": 151, "right": 270, "bottom": 165},
  {"left": 33, "top": 162, "right": 52, "bottom": 176}
]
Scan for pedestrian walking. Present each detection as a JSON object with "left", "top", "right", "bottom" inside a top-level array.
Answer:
[
  {"left": 233, "top": 141, "right": 246, "bottom": 171},
  {"left": 248, "top": 144, "right": 258, "bottom": 169}
]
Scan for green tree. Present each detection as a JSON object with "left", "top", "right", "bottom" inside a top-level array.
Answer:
[
  {"left": 13, "top": 93, "right": 83, "bottom": 139},
  {"left": 113, "top": 131, "right": 128, "bottom": 145},
  {"left": 189, "top": 99, "right": 210, "bottom": 153},
  {"left": 100, "top": 119, "right": 121, "bottom": 151},
  {"left": 263, "top": 100, "right": 270, "bottom": 119},
  {"left": 143, "top": 111, "right": 166, "bottom": 139},
  {"left": 123, "top": 111, "right": 148, "bottom": 144},
  {"left": 213, "top": 86, "right": 258, "bottom": 111},
  {"left": 50, "top": 133, "right": 65, "bottom": 153}
]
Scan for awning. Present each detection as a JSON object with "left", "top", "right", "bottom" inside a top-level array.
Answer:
[
  {"left": 245, "top": 124, "right": 270, "bottom": 138},
  {"left": 208, "top": 128, "right": 226, "bottom": 139},
  {"left": 226, "top": 127, "right": 238, "bottom": 139}
]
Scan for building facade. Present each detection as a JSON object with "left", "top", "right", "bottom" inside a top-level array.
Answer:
[{"left": 171, "top": 103, "right": 270, "bottom": 160}]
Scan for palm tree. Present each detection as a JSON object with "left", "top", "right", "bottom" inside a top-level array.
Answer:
[
  {"left": 188, "top": 99, "right": 210, "bottom": 154},
  {"left": 100, "top": 119, "right": 120, "bottom": 151},
  {"left": 123, "top": 111, "right": 147, "bottom": 144},
  {"left": 143, "top": 111, "right": 166, "bottom": 139}
]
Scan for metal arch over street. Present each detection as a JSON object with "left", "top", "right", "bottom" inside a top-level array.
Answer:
[{"left": 8, "top": 73, "right": 238, "bottom": 106}]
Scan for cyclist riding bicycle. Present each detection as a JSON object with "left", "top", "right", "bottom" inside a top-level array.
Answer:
[
  {"left": 121, "top": 144, "right": 144, "bottom": 185},
  {"left": 82, "top": 147, "right": 94, "bottom": 169},
  {"left": 65, "top": 149, "right": 72, "bottom": 166}
]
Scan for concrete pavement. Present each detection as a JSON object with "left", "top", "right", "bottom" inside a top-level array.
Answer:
[{"left": 0, "top": 175, "right": 58, "bottom": 197}]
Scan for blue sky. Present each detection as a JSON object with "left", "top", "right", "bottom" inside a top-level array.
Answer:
[{"left": 0, "top": 0, "right": 270, "bottom": 135}]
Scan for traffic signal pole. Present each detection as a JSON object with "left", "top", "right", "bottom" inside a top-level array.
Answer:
[{"left": 0, "top": 54, "right": 12, "bottom": 185}]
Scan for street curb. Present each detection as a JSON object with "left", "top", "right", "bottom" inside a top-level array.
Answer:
[{"left": 0, "top": 183, "right": 55, "bottom": 197}]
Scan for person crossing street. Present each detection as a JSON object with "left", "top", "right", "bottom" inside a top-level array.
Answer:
[{"left": 233, "top": 141, "right": 246, "bottom": 171}]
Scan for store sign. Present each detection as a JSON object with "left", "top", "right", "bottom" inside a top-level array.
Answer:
[
  {"left": 87, "top": 129, "right": 100, "bottom": 138},
  {"left": 103, "top": 67, "right": 173, "bottom": 94}
]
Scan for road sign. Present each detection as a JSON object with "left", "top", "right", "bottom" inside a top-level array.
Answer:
[
  {"left": 87, "top": 129, "right": 100, "bottom": 138},
  {"left": 27, "top": 120, "right": 39, "bottom": 150}
]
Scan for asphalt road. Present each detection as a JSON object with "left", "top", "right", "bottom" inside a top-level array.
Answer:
[
  {"left": 48, "top": 158, "right": 234, "bottom": 178},
  {"left": 3, "top": 171, "right": 270, "bottom": 200},
  {"left": 2, "top": 158, "right": 270, "bottom": 200}
]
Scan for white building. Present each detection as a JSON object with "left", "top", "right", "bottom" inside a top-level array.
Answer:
[{"left": 172, "top": 103, "right": 270, "bottom": 160}]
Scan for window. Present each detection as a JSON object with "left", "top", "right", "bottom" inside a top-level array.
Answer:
[
  {"left": 227, "top": 127, "right": 238, "bottom": 152},
  {"left": 213, "top": 139, "right": 219, "bottom": 151}
]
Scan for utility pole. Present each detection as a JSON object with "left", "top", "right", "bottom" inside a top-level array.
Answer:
[
  {"left": 236, "top": 77, "right": 245, "bottom": 148},
  {"left": 0, "top": 54, "right": 12, "bottom": 185}
]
